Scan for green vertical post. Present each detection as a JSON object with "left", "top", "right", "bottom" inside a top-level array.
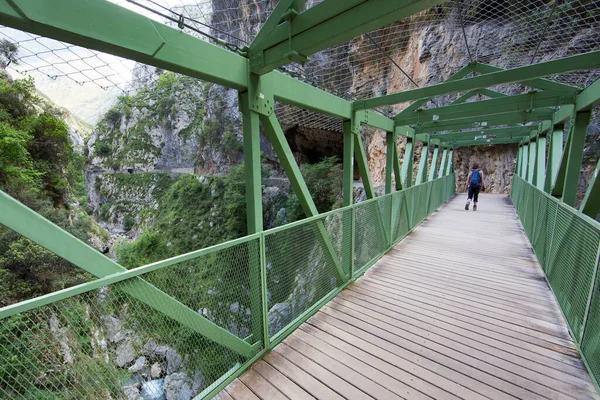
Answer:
[
  {"left": 239, "top": 92, "right": 264, "bottom": 348},
  {"left": 415, "top": 144, "right": 429, "bottom": 185},
  {"left": 535, "top": 134, "right": 547, "bottom": 190},
  {"left": 385, "top": 131, "right": 394, "bottom": 194},
  {"left": 438, "top": 147, "right": 448, "bottom": 178},
  {"left": 522, "top": 143, "right": 529, "bottom": 179},
  {"left": 544, "top": 125, "right": 564, "bottom": 193},
  {"left": 528, "top": 139, "right": 537, "bottom": 184},
  {"left": 401, "top": 137, "right": 414, "bottom": 188},
  {"left": 428, "top": 145, "right": 440, "bottom": 181},
  {"left": 342, "top": 120, "right": 354, "bottom": 279},
  {"left": 562, "top": 110, "right": 591, "bottom": 206}
]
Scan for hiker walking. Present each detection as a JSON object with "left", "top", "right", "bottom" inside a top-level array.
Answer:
[{"left": 465, "top": 164, "right": 485, "bottom": 211}]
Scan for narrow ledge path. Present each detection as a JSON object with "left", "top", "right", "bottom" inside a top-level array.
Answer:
[{"left": 218, "top": 194, "right": 599, "bottom": 400}]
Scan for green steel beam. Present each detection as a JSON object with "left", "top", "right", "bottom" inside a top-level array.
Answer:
[
  {"left": 414, "top": 109, "right": 555, "bottom": 134},
  {"left": 471, "top": 63, "right": 580, "bottom": 94},
  {"left": 450, "top": 137, "right": 525, "bottom": 147},
  {"left": 355, "top": 51, "right": 600, "bottom": 110},
  {"left": 544, "top": 125, "right": 564, "bottom": 193},
  {"left": 428, "top": 145, "right": 440, "bottom": 181},
  {"left": 562, "top": 111, "right": 591, "bottom": 206},
  {"left": 401, "top": 137, "right": 415, "bottom": 188},
  {"left": 396, "top": 91, "right": 575, "bottom": 125},
  {"left": 528, "top": 139, "right": 537, "bottom": 184},
  {"left": 355, "top": 109, "right": 395, "bottom": 132},
  {"left": 449, "top": 88, "right": 508, "bottom": 105},
  {"left": 552, "top": 104, "right": 575, "bottom": 126},
  {"left": 522, "top": 143, "right": 530, "bottom": 179},
  {"left": 0, "top": 0, "right": 363, "bottom": 122},
  {"left": 0, "top": 0, "right": 247, "bottom": 89},
  {"left": 534, "top": 134, "right": 547, "bottom": 190},
  {"left": 580, "top": 158, "right": 600, "bottom": 218},
  {"left": 432, "top": 126, "right": 538, "bottom": 142},
  {"left": 415, "top": 145, "right": 429, "bottom": 185},
  {"left": 354, "top": 132, "right": 376, "bottom": 199},
  {"left": 260, "top": 112, "right": 346, "bottom": 281},
  {"left": 249, "top": 0, "right": 308, "bottom": 52},
  {"left": 575, "top": 76, "right": 600, "bottom": 112},
  {"left": 394, "top": 65, "right": 474, "bottom": 120},
  {"left": 438, "top": 148, "right": 448, "bottom": 178},
  {"left": 0, "top": 191, "right": 255, "bottom": 357},
  {"left": 249, "top": 0, "right": 446, "bottom": 74}
]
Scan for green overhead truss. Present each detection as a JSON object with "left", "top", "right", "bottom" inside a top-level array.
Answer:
[{"left": 1, "top": 0, "right": 600, "bottom": 398}]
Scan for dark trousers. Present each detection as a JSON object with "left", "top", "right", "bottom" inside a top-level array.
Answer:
[{"left": 468, "top": 184, "right": 481, "bottom": 203}]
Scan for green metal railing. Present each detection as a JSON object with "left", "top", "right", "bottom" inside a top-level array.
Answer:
[
  {"left": 511, "top": 175, "right": 600, "bottom": 391},
  {"left": 0, "top": 174, "right": 456, "bottom": 399}
]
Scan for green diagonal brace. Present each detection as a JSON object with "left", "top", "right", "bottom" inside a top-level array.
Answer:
[
  {"left": 438, "top": 148, "right": 448, "bottom": 178},
  {"left": 415, "top": 144, "right": 429, "bottom": 185},
  {"left": 544, "top": 125, "right": 564, "bottom": 193},
  {"left": 562, "top": 111, "right": 591, "bottom": 206},
  {"left": 354, "top": 132, "right": 376, "bottom": 199},
  {"left": 551, "top": 126, "right": 571, "bottom": 197},
  {"left": 534, "top": 134, "right": 547, "bottom": 190},
  {"left": 428, "top": 145, "right": 440, "bottom": 181},
  {"left": 393, "top": 144, "right": 403, "bottom": 191},
  {"left": 0, "top": 191, "right": 255, "bottom": 357},
  {"left": 259, "top": 113, "right": 346, "bottom": 283},
  {"left": 385, "top": 131, "right": 395, "bottom": 194},
  {"left": 394, "top": 64, "right": 474, "bottom": 120},
  {"left": 528, "top": 139, "right": 537, "bottom": 184},
  {"left": 401, "top": 136, "right": 415, "bottom": 188},
  {"left": 580, "top": 158, "right": 600, "bottom": 218}
]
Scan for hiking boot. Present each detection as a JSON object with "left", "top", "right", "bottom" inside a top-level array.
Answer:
[
  {"left": 473, "top": 205, "right": 477, "bottom": 211},
  {"left": 465, "top": 202, "right": 469, "bottom": 210}
]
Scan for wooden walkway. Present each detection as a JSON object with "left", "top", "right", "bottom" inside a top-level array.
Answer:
[{"left": 218, "top": 194, "right": 599, "bottom": 400}]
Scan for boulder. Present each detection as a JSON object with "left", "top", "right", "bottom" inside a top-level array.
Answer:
[{"left": 164, "top": 372, "right": 193, "bottom": 400}]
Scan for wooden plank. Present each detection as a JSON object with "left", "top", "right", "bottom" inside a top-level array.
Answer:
[
  {"left": 252, "top": 360, "right": 315, "bottom": 400},
  {"left": 264, "top": 350, "right": 345, "bottom": 399},
  {"left": 326, "top": 299, "right": 596, "bottom": 398},
  {"left": 238, "top": 369, "right": 288, "bottom": 400},
  {"left": 291, "top": 328, "right": 427, "bottom": 400},
  {"left": 340, "top": 287, "right": 582, "bottom": 366},
  {"left": 347, "top": 282, "right": 584, "bottom": 365},
  {"left": 307, "top": 317, "right": 494, "bottom": 399},
  {"left": 214, "top": 391, "right": 235, "bottom": 400},
  {"left": 225, "top": 379, "right": 260, "bottom": 400},
  {"left": 273, "top": 343, "right": 372, "bottom": 400},
  {"left": 284, "top": 335, "right": 404, "bottom": 400},
  {"left": 296, "top": 324, "right": 455, "bottom": 399},
  {"left": 314, "top": 310, "right": 549, "bottom": 399}
]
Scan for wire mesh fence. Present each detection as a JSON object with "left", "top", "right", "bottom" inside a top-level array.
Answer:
[
  {"left": 511, "top": 175, "right": 600, "bottom": 388},
  {"left": 0, "top": 174, "right": 455, "bottom": 399}
]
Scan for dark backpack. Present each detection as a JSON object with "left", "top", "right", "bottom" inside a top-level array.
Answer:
[{"left": 470, "top": 170, "right": 482, "bottom": 185}]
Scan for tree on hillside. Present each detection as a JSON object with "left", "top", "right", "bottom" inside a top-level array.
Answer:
[{"left": 0, "top": 39, "right": 18, "bottom": 69}]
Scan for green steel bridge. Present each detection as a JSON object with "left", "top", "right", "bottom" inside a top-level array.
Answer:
[{"left": 1, "top": 0, "right": 600, "bottom": 399}]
